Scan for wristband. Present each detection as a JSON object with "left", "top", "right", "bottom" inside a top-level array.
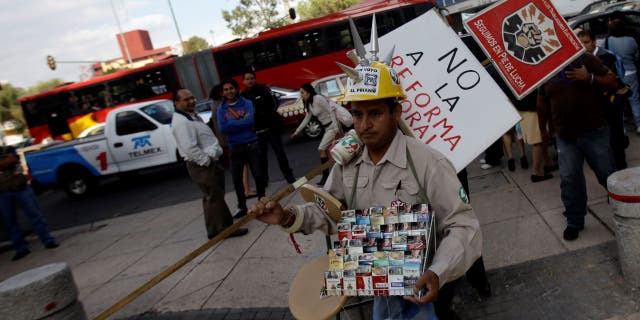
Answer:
[{"left": 281, "top": 208, "right": 296, "bottom": 228}]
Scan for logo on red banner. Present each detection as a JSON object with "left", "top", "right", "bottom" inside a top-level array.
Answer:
[{"left": 503, "top": 3, "right": 560, "bottom": 64}]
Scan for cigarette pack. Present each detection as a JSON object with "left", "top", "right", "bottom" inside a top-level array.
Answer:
[
  {"left": 372, "top": 266, "right": 389, "bottom": 296},
  {"left": 384, "top": 206, "right": 399, "bottom": 224},
  {"left": 343, "top": 269, "right": 357, "bottom": 296},
  {"left": 352, "top": 224, "right": 367, "bottom": 239},
  {"left": 338, "top": 223, "right": 352, "bottom": 241},
  {"left": 356, "top": 210, "right": 370, "bottom": 225},
  {"left": 341, "top": 209, "right": 357, "bottom": 224},
  {"left": 329, "top": 249, "right": 344, "bottom": 271},
  {"left": 356, "top": 265, "right": 373, "bottom": 296},
  {"left": 369, "top": 206, "right": 385, "bottom": 226},
  {"left": 325, "top": 271, "right": 343, "bottom": 296},
  {"left": 388, "top": 266, "right": 404, "bottom": 296}
]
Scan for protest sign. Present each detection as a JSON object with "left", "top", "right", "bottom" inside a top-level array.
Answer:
[
  {"left": 464, "top": 0, "right": 585, "bottom": 99},
  {"left": 375, "top": 10, "right": 520, "bottom": 171}
]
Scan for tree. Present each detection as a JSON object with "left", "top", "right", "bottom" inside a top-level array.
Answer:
[
  {"left": 0, "top": 83, "right": 27, "bottom": 133},
  {"left": 296, "top": 0, "right": 360, "bottom": 20},
  {"left": 222, "top": 0, "right": 289, "bottom": 38},
  {"left": 185, "top": 36, "right": 210, "bottom": 54}
]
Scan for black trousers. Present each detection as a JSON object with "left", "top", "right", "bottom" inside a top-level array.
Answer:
[
  {"left": 230, "top": 142, "right": 266, "bottom": 210},
  {"left": 607, "top": 98, "right": 628, "bottom": 170},
  {"left": 257, "top": 130, "right": 295, "bottom": 183}
]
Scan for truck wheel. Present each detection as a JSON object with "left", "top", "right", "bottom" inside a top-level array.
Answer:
[
  {"left": 60, "top": 169, "right": 95, "bottom": 198},
  {"left": 304, "top": 118, "right": 323, "bottom": 139}
]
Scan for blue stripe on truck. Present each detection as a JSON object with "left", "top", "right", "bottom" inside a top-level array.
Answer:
[{"left": 26, "top": 146, "right": 100, "bottom": 185}]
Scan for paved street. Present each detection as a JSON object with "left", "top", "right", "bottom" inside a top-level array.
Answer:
[
  {"left": 0, "top": 129, "right": 639, "bottom": 319},
  {"left": 0, "top": 134, "right": 319, "bottom": 242}
]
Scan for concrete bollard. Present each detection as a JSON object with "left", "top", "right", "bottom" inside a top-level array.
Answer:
[
  {"left": 0, "top": 263, "right": 87, "bottom": 320},
  {"left": 607, "top": 167, "right": 640, "bottom": 287}
]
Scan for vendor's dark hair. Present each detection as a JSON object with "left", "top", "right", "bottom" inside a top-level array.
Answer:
[{"left": 300, "top": 83, "right": 317, "bottom": 110}]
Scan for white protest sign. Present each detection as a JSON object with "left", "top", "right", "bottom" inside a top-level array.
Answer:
[{"left": 375, "top": 10, "right": 521, "bottom": 172}]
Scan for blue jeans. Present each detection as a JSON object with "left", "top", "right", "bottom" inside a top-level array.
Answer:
[
  {"left": 557, "top": 127, "right": 614, "bottom": 228},
  {"left": 0, "top": 187, "right": 56, "bottom": 253},
  {"left": 624, "top": 73, "right": 640, "bottom": 127},
  {"left": 373, "top": 296, "right": 437, "bottom": 320}
]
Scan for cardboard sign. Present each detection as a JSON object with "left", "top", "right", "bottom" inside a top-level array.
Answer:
[
  {"left": 464, "top": 0, "right": 585, "bottom": 99},
  {"left": 375, "top": 10, "right": 521, "bottom": 171}
]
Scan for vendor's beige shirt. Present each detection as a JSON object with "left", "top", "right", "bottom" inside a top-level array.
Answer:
[{"left": 288, "top": 130, "right": 482, "bottom": 287}]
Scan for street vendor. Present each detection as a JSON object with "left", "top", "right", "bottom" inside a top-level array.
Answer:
[{"left": 248, "top": 28, "right": 482, "bottom": 319}]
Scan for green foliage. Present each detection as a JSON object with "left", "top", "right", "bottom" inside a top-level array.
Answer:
[
  {"left": 222, "top": 0, "right": 289, "bottom": 38},
  {"left": 297, "top": 0, "right": 360, "bottom": 20},
  {"left": 185, "top": 36, "right": 210, "bottom": 54},
  {"left": 0, "top": 83, "right": 27, "bottom": 132}
]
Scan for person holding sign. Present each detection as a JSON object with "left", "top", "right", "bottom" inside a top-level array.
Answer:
[
  {"left": 291, "top": 83, "right": 340, "bottom": 186},
  {"left": 537, "top": 53, "right": 617, "bottom": 241},
  {"left": 250, "top": 21, "right": 481, "bottom": 319}
]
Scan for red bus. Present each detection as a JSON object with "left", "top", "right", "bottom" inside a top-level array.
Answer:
[
  {"left": 211, "top": 0, "right": 438, "bottom": 89},
  {"left": 19, "top": 0, "right": 437, "bottom": 143}
]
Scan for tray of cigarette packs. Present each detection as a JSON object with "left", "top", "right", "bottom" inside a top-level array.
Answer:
[{"left": 322, "top": 203, "right": 435, "bottom": 297}]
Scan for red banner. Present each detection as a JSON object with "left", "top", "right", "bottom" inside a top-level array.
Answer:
[{"left": 465, "top": 0, "right": 585, "bottom": 99}]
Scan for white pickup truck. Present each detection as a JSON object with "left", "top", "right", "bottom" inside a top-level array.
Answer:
[{"left": 25, "top": 100, "right": 182, "bottom": 197}]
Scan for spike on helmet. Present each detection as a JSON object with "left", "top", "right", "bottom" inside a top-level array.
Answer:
[{"left": 337, "top": 14, "right": 406, "bottom": 102}]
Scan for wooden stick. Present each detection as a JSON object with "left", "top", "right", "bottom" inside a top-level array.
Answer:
[{"left": 93, "top": 159, "right": 336, "bottom": 320}]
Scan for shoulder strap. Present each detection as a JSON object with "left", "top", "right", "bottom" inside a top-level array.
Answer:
[
  {"left": 348, "top": 164, "right": 361, "bottom": 210},
  {"left": 406, "top": 145, "right": 429, "bottom": 204}
]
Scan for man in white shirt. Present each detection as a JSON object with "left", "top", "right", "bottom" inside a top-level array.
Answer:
[{"left": 171, "top": 89, "right": 248, "bottom": 239}]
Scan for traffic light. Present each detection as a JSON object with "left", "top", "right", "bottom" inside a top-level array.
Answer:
[{"left": 47, "top": 55, "right": 56, "bottom": 70}]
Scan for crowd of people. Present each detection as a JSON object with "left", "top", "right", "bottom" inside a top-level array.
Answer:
[{"left": 480, "top": 12, "right": 638, "bottom": 241}]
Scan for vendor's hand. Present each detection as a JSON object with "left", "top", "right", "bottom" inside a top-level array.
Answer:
[
  {"left": 404, "top": 270, "right": 439, "bottom": 305},
  {"left": 290, "top": 133, "right": 297, "bottom": 140},
  {"left": 249, "top": 197, "right": 288, "bottom": 225},
  {"left": 565, "top": 65, "right": 589, "bottom": 82}
]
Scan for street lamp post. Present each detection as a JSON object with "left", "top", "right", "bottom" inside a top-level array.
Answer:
[
  {"left": 168, "top": 0, "right": 187, "bottom": 54},
  {"left": 110, "top": 0, "right": 133, "bottom": 65}
]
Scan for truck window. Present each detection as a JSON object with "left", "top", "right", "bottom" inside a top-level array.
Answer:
[
  {"left": 140, "top": 101, "right": 174, "bottom": 124},
  {"left": 116, "top": 111, "right": 157, "bottom": 135}
]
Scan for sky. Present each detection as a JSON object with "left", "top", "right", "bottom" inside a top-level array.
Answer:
[{"left": 0, "top": 0, "right": 296, "bottom": 89}]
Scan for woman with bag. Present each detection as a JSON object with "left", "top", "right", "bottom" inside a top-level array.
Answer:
[{"left": 291, "top": 83, "right": 340, "bottom": 186}]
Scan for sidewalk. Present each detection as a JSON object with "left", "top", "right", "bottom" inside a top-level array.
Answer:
[{"left": 1, "top": 132, "right": 639, "bottom": 319}]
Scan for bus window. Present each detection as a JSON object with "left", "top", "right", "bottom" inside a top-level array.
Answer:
[
  {"left": 327, "top": 22, "right": 351, "bottom": 51},
  {"left": 110, "top": 76, "right": 137, "bottom": 103},
  {"left": 77, "top": 84, "right": 110, "bottom": 112},
  {"left": 295, "top": 30, "right": 323, "bottom": 58},
  {"left": 241, "top": 47, "right": 256, "bottom": 70}
]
